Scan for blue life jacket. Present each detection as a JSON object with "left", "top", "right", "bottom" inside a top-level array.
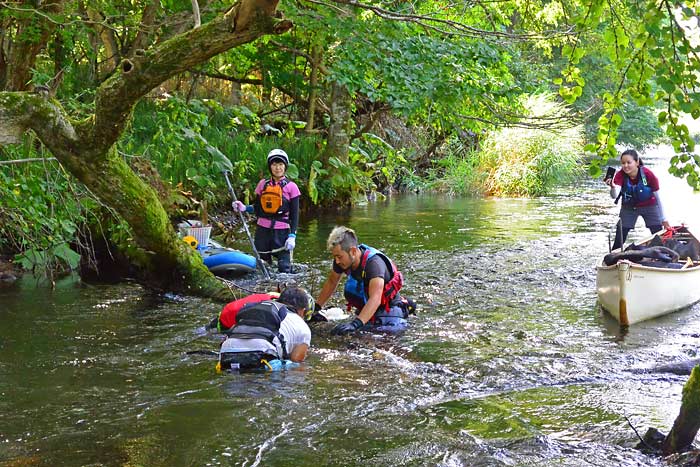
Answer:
[
  {"left": 620, "top": 168, "right": 653, "bottom": 206},
  {"left": 343, "top": 244, "right": 403, "bottom": 316}
]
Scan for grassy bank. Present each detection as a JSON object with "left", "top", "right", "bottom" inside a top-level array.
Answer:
[{"left": 428, "top": 94, "right": 585, "bottom": 196}]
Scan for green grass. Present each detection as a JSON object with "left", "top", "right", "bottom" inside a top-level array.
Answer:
[{"left": 433, "top": 93, "right": 584, "bottom": 197}]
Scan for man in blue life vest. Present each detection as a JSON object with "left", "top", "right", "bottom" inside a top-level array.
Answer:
[
  {"left": 315, "top": 226, "right": 415, "bottom": 336},
  {"left": 214, "top": 287, "right": 313, "bottom": 371}
]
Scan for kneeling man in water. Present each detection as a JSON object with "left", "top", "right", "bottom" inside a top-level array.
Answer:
[
  {"left": 315, "top": 225, "right": 415, "bottom": 336},
  {"left": 214, "top": 287, "right": 313, "bottom": 371}
]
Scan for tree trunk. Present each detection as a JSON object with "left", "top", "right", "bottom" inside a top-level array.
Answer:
[
  {"left": 0, "top": 92, "right": 229, "bottom": 297},
  {"left": 305, "top": 44, "right": 322, "bottom": 133},
  {"left": 0, "top": 0, "right": 293, "bottom": 299},
  {"left": 191, "top": 0, "right": 202, "bottom": 28},
  {"left": 86, "top": 7, "right": 121, "bottom": 78},
  {"left": 662, "top": 365, "right": 700, "bottom": 455},
  {"left": 0, "top": 18, "right": 8, "bottom": 89},
  {"left": 323, "top": 81, "right": 351, "bottom": 163},
  {"left": 230, "top": 81, "right": 242, "bottom": 105},
  {"left": 128, "top": 0, "right": 161, "bottom": 57},
  {"left": 4, "top": 0, "right": 65, "bottom": 91},
  {"left": 50, "top": 27, "right": 67, "bottom": 93}
]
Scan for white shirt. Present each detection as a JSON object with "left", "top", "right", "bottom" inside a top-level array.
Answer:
[{"left": 220, "top": 312, "right": 311, "bottom": 358}]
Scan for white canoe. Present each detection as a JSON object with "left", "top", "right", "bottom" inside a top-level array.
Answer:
[{"left": 596, "top": 226, "right": 700, "bottom": 325}]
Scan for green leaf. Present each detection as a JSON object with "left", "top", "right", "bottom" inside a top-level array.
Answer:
[
  {"left": 658, "top": 78, "right": 676, "bottom": 93},
  {"left": 192, "top": 175, "right": 209, "bottom": 187},
  {"left": 53, "top": 243, "right": 81, "bottom": 270},
  {"left": 308, "top": 166, "right": 319, "bottom": 205},
  {"left": 286, "top": 163, "right": 299, "bottom": 179},
  {"left": 15, "top": 249, "right": 46, "bottom": 270}
]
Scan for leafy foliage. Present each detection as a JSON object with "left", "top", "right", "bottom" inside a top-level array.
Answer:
[
  {"left": 431, "top": 94, "right": 584, "bottom": 196},
  {"left": 559, "top": 0, "right": 700, "bottom": 187},
  {"left": 121, "top": 98, "right": 413, "bottom": 207},
  {"left": 427, "top": 150, "right": 482, "bottom": 196},
  {"left": 480, "top": 95, "right": 584, "bottom": 196},
  {"left": 0, "top": 139, "right": 101, "bottom": 278}
]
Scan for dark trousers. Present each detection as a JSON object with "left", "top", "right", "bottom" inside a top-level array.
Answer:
[
  {"left": 612, "top": 222, "right": 662, "bottom": 250},
  {"left": 254, "top": 226, "right": 291, "bottom": 272}
]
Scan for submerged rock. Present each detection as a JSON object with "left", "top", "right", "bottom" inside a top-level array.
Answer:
[
  {"left": 0, "top": 259, "right": 18, "bottom": 284},
  {"left": 635, "top": 427, "right": 666, "bottom": 454},
  {"left": 633, "top": 359, "right": 700, "bottom": 376}
]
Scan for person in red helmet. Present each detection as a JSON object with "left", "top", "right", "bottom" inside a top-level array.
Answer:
[{"left": 232, "top": 149, "right": 301, "bottom": 272}]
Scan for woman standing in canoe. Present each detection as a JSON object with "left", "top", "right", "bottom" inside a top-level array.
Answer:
[{"left": 604, "top": 149, "right": 671, "bottom": 250}]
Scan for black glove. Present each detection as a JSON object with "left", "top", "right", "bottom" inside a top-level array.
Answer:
[
  {"left": 308, "top": 311, "right": 328, "bottom": 323},
  {"left": 331, "top": 318, "right": 364, "bottom": 336},
  {"left": 314, "top": 302, "right": 322, "bottom": 312},
  {"left": 205, "top": 317, "right": 220, "bottom": 332}
]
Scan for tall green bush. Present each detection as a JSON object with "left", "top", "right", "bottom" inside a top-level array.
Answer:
[
  {"left": 429, "top": 94, "right": 584, "bottom": 197},
  {"left": 477, "top": 94, "right": 584, "bottom": 197},
  {"left": 425, "top": 135, "right": 482, "bottom": 195},
  {"left": 122, "top": 98, "right": 411, "bottom": 207}
]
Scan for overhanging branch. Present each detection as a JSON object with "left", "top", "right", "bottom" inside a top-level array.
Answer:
[
  {"left": 91, "top": 0, "right": 292, "bottom": 152},
  {"left": 307, "top": 0, "right": 575, "bottom": 41},
  {"left": 0, "top": 91, "right": 79, "bottom": 154}
]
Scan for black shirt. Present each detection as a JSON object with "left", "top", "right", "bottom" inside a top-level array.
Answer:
[{"left": 333, "top": 253, "right": 391, "bottom": 289}]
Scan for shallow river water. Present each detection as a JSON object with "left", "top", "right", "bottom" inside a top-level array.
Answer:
[{"left": 2, "top": 146, "right": 700, "bottom": 466}]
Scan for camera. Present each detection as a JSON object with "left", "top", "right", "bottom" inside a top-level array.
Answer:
[{"left": 604, "top": 166, "right": 615, "bottom": 181}]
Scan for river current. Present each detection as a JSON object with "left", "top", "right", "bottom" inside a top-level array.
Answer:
[{"left": 1, "top": 145, "right": 700, "bottom": 466}]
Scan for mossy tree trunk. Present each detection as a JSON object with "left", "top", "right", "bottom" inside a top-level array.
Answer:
[
  {"left": 662, "top": 365, "right": 700, "bottom": 455},
  {"left": 320, "top": 81, "right": 353, "bottom": 205},
  {"left": 323, "top": 81, "right": 351, "bottom": 163},
  {"left": 0, "top": 0, "right": 292, "bottom": 300},
  {"left": 1, "top": 0, "right": 66, "bottom": 91}
]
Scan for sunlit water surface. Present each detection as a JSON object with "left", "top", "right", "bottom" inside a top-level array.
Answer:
[{"left": 2, "top": 146, "right": 700, "bottom": 466}]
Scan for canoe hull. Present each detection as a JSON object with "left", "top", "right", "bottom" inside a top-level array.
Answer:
[
  {"left": 596, "top": 226, "right": 700, "bottom": 325},
  {"left": 596, "top": 261, "right": 700, "bottom": 325}
]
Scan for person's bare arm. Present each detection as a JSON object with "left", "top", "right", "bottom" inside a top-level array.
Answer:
[
  {"left": 356, "top": 277, "right": 384, "bottom": 324},
  {"left": 289, "top": 343, "right": 308, "bottom": 362}
]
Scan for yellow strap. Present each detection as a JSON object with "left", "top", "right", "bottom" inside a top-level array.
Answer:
[{"left": 261, "top": 359, "right": 273, "bottom": 371}]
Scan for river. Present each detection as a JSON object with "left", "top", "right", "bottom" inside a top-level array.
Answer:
[{"left": 1, "top": 145, "right": 700, "bottom": 466}]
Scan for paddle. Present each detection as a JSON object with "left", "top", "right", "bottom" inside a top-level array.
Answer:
[{"left": 222, "top": 170, "right": 270, "bottom": 280}]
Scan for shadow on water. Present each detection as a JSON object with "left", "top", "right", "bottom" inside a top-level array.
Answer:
[{"left": 2, "top": 147, "right": 700, "bottom": 466}]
